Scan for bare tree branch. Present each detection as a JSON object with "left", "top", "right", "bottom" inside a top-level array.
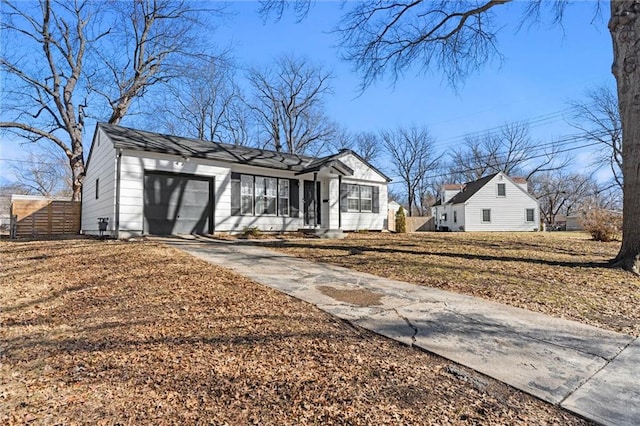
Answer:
[
  {"left": 248, "top": 55, "right": 334, "bottom": 154},
  {"left": 381, "top": 125, "right": 440, "bottom": 216}
]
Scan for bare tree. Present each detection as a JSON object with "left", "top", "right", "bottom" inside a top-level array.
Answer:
[
  {"left": 327, "top": 126, "right": 382, "bottom": 164},
  {"left": 531, "top": 172, "right": 594, "bottom": 227},
  {"left": 8, "top": 151, "right": 72, "bottom": 197},
  {"left": 247, "top": 55, "right": 334, "bottom": 154},
  {"left": 1, "top": 0, "right": 219, "bottom": 200},
  {"left": 153, "top": 57, "right": 249, "bottom": 144},
  {"left": 351, "top": 131, "right": 382, "bottom": 164},
  {"left": 570, "top": 85, "right": 623, "bottom": 190},
  {"left": 381, "top": 125, "right": 440, "bottom": 216},
  {"left": 448, "top": 122, "right": 568, "bottom": 183}
]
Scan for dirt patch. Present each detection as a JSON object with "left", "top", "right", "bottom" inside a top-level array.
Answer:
[{"left": 318, "top": 285, "right": 383, "bottom": 306}]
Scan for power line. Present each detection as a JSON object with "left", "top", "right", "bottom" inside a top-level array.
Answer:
[
  {"left": 385, "top": 135, "right": 605, "bottom": 185},
  {"left": 432, "top": 107, "right": 576, "bottom": 149}
]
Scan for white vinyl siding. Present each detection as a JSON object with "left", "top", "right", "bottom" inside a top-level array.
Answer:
[
  {"left": 81, "top": 128, "right": 117, "bottom": 235},
  {"left": 463, "top": 173, "right": 539, "bottom": 232},
  {"left": 333, "top": 152, "right": 388, "bottom": 231}
]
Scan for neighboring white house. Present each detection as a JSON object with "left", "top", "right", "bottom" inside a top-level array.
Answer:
[
  {"left": 81, "top": 123, "right": 390, "bottom": 238},
  {"left": 431, "top": 172, "right": 539, "bottom": 232}
]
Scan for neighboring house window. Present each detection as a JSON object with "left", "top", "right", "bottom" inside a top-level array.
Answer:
[
  {"left": 95, "top": 178, "right": 99, "bottom": 199},
  {"left": 482, "top": 209, "right": 491, "bottom": 223},
  {"left": 453, "top": 210, "right": 457, "bottom": 223},
  {"left": 441, "top": 213, "right": 447, "bottom": 222},
  {"left": 497, "top": 183, "right": 506, "bottom": 197},
  {"left": 241, "top": 175, "right": 254, "bottom": 215},
  {"left": 278, "top": 179, "right": 289, "bottom": 216},
  {"left": 347, "top": 184, "right": 360, "bottom": 211},
  {"left": 526, "top": 208, "right": 535, "bottom": 222}
]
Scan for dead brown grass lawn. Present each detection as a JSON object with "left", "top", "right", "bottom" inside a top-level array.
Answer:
[
  {"left": 0, "top": 238, "right": 586, "bottom": 425},
  {"left": 266, "top": 232, "right": 640, "bottom": 336}
]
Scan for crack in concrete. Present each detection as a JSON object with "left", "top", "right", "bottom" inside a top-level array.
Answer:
[
  {"left": 394, "top": 308, "right": 418, "bottom": 344},
  {"left": 559, "top": 337, "right": 637, "bottom": 407}
]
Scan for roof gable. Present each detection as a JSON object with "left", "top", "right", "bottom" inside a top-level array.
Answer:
[
  {"left": 447, "top": 173, "right": 498, "bottom": 205},
  {"left": 333, "top": 149, "right": 391, "bottom": 182},
  {"left": 446, "top": 172, "right": 537, "bottom": 205}
]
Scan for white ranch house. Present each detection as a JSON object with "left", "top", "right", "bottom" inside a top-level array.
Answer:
[
  {"left": 431, "top": 172, "right": 539, "bottom": 232},
  {"left": 81, "top": 123, "right": 390, "bottom": 238}
]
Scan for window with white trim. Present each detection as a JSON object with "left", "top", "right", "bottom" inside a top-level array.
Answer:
[
  {"left": 497, "top": 183, "right": 506, "bottom": 197},
  {"left": 239, "top": 174, "right": 290, "bottom": 216},
  {"left": 453, "top": 210, "right": 457, "bottom": 223},
  {"left": 360, "top": 186, "right": 372, "bottom": 212},
  {"left": 255, "top": 176, "right": 277, "bottom": 215},
  {"left": 526, "top": 208, "right": 535, "bottom": 222},
  {"left": 278, "top": 179, "right": 289, "bottom": 216},
  {"left": 241, "top": 175, "right": 254, "bottom": 215},
  {"left": 482, "top": 209, "right": 491, "bottom": 223},
  {"left": 346, "top": 184, "right": 375, "bottom": 212},
  {"left": 347, "top": 184, "right": 360, "bottom": 211},
  {"left": 95, "top": 178, "right": 99, "bottom": 199}
]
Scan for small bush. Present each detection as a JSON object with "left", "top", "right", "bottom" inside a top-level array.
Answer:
[
  {"left": 579, "top": 209, "right": 622, "bottom": 242},
  {"left": 395, "top": 206, "right": 407, "bottom": 233},
  {"left": 242, "top": 226, "right": 262, "bottom": 238}
]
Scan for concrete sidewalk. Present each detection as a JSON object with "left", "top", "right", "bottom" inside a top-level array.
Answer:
[{"left": 163, "top": 237, "right": 639, "bottom": 426}]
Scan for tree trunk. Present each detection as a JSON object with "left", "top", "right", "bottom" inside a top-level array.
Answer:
[
  {"left": 609, "top": 1, "right": 640, "bottom": 274},
  {"left": 69, "top": 132, "right": 85, "bottom": 202}
]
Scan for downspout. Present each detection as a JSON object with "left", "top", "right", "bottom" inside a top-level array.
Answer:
[
  {"left": 313, "top": 172, "right": 318, "bottom": 228},
  {"left": 115, "top": 149, "right": 122, "bottom": 239},
  {"left": 338, "top": 175, "right": 342, "bottom": 229}
]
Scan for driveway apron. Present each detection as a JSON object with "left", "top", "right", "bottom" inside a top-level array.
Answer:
[{"left": 162, "top": 237, "right": 639, "bottom": 426}]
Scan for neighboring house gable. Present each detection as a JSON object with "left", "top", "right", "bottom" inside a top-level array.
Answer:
[
  {"left": 82, "top": 123, "right": 389, "bottom": 238},
  {"left": 432, "top": 172, "right": 539, "bottom": 232}
]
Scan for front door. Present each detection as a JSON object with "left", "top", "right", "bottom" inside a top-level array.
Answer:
[{"left": 303, "top": 180, "right": 321, "bottom": 226}]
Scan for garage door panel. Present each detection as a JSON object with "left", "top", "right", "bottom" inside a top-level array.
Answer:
[{"left": 143, "top": 173, "right": 213, "bottom": 235}]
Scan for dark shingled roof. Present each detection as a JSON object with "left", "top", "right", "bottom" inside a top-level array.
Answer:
[
  {"left": 97, "top": 123, "right": 352, "bottom": 174},
  {"left": 446, "top": 173, "right": 499, "bottom": 205}
]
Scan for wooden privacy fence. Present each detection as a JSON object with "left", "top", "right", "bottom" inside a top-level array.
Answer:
[
  {"left": 387, "top": 207, "right": 434, "bottom": 232},
  {"left": 10, "top": 199, "right": 80, "bottom": 238}
]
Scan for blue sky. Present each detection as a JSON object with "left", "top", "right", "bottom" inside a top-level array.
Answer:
[
  {"left": 215, "top": 1, "right": 613, "bottom": 143},
  {"left": 1, "top": 1, "right": 615, "bottom": 186}
]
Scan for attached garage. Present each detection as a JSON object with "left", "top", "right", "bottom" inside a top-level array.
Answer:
[{"left": 143, "top": 172, "right": 214, "bottom": 235}]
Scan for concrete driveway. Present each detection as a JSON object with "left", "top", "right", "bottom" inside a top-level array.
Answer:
[{"left": 162, "top": 236, "right": 639, "bottom": 426}]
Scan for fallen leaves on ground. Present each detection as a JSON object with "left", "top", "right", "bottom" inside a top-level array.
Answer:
[
  {"left": 266, "top": 232, "right": 640, "bottom": 336},
  {"left": 1, "top": 238, "right": 586, "bottom": 424}
]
